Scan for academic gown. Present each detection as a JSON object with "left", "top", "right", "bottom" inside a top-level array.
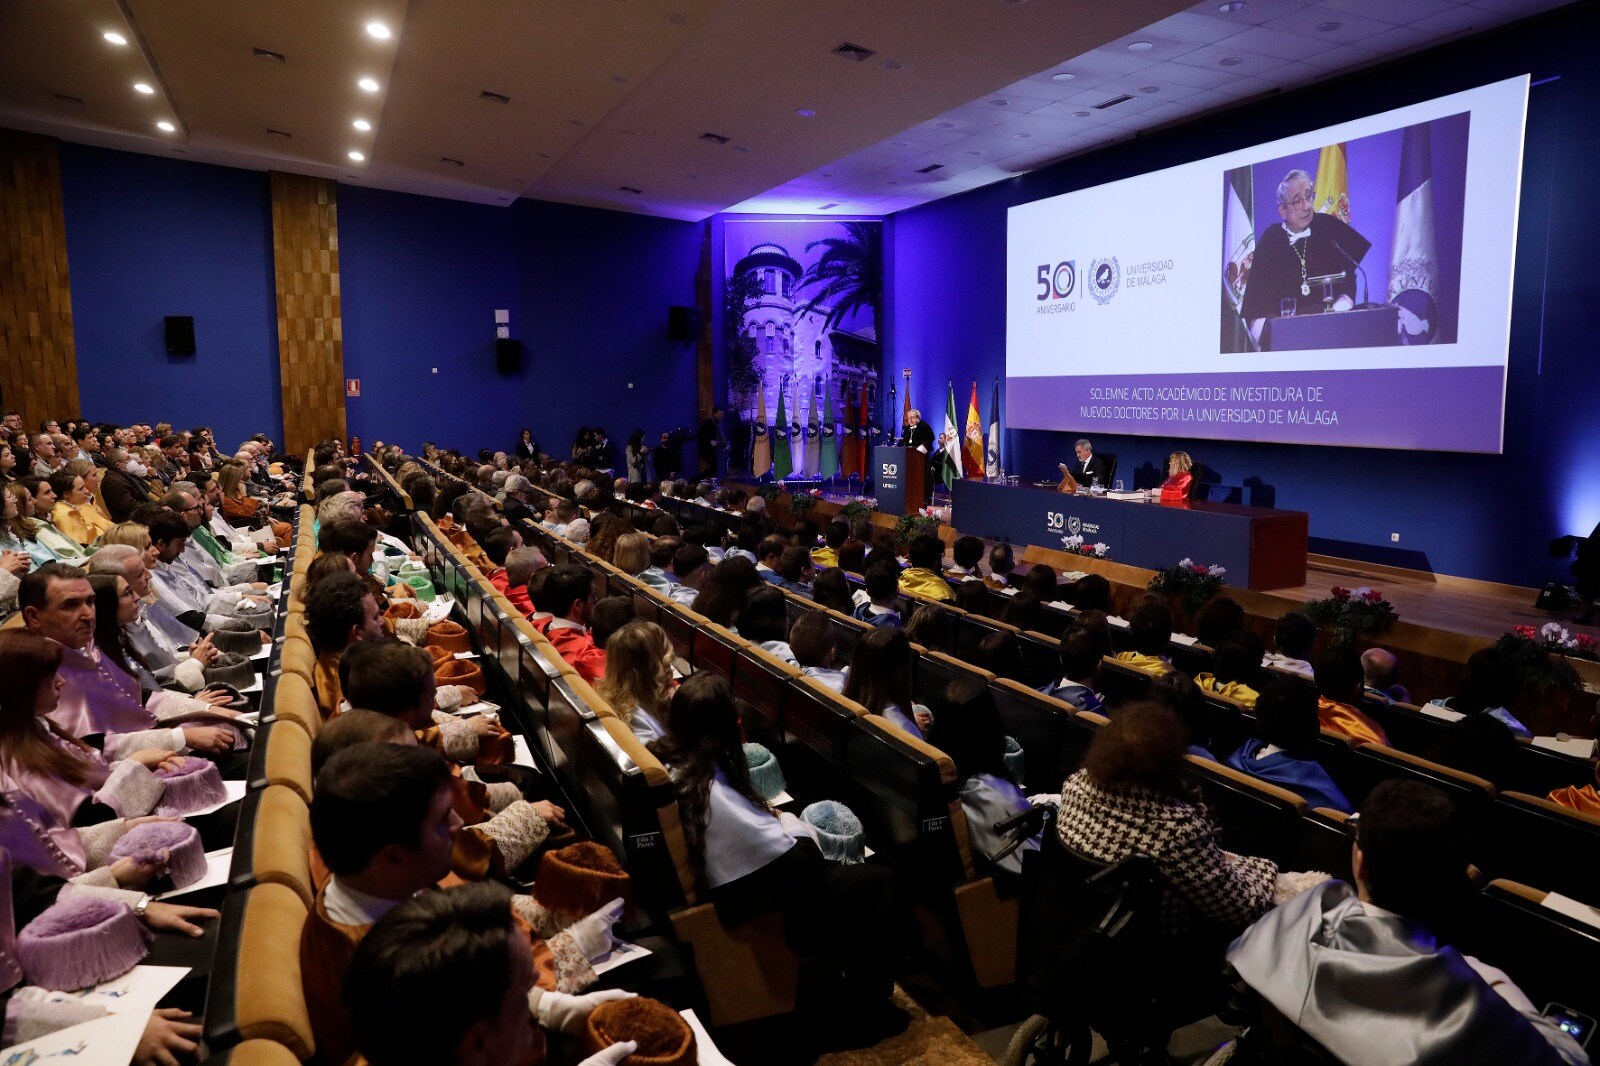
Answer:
[
  {"left": 1240, "top": 213, "right": 1371, "bottom": 323},
  {"left": 1224, "top": 739, "right": 1352, "bottom": 814}
]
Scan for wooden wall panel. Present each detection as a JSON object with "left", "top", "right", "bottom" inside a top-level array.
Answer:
[
  {"left": 0, "top": 130, "right": 80, "bottom": 427},
  {"left": 270, "top": 171, "right": 345, "bottom": 456}
]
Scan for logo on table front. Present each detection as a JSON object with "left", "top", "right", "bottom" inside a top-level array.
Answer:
[
  {"left": 1088, "top": 256, "right": 1121, "bottom": 305},
  {"left": 881, "top": 463, "right": 898, "bottom": 478},
  {"left": 1067, "top": 515, "right": 1082, "bottom": 536}
]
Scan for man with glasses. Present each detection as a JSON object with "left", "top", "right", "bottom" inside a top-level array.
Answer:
[{"left": 1240, "top": 168, "right": 1371, "bottom": 338}]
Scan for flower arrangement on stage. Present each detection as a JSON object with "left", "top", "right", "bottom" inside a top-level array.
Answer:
[
  {"left": 840, "top": 497, "right": 877, "bottom": 523},
  {"left": 1301, "top": 586, "right": 1398, "bottom": 644},
  {"left": 894, "top": 513, "right": 941, "bottom": 545},
  {"left": 1495, "top": 623, "right": 1589, "bottom": 690},
  {"left": 787, "top": 490, "right": 820, "bottom": 519},
  {"left": 1059, "top": 534, "right": 1110, "bottom": 559},
  {"left": 1504, "top": 623, "right": 1598, "bottom": 663},
  {"left": 1149, "top": 558, "right": 1227, "bottom": 611}
]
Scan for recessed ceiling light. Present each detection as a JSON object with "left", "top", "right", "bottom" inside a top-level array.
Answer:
[
  {"left": 1127, "top": 41, "right": 1154, "bottom": 51},
  {"left": 1139, "top": 86, "right": 1161, "bottom": 94},
  {"left": 935, "top": 120, "right": 957, "bottom": 129},
  {"left": 156, "top": 121, "right": 175, "bottom": 132},
  {"left": 365, "top": 22, "right": 391, "bottom": 40},
  {"left": 1072, "top": 111, "right": 1092, "bottom": 118},
  {"left": 352, "top": 119, "right": 371, "bottom": 131},
  {"left": 1315, "top": 20, "right": 1342, "bottom": 31},
  {"left": 568, "top": 118, "right": 584, "bottom": 127},
  {"left": 1218, "top": 1, "right": 1246, "bottom": 11},
  {"left": 1051, "top": 71, "right": 1076, "bottom": 81},
  {"left": 610, "top": 74, "right": 629, "bottom": 84},
  {"left": 891, "top": 140, "right": 910, "bottom": 147},
  {"left": 537, "top": 151, "right": 553, "bottom": 159},
  {"left": 796, "top": 108, "right": 815, "bottom": 118},
  {"left": 685, "top": 174, "right": 699, "bottom": 180},
  {"left": 1219, "top": 56, "right": 1243, "bottom": 66},
  {"left": 965, "top": 150, "right": 983, "bottom": 156},
  {"left": 880, "top": 59, "right": 902, "bottom": 71},
  {"left": 885, "top": 180, "right": 899, "bottom": 186},
  {"left": 989, "top": 98, "right": 1010, "bottom": 107},
  {"left": 348, "top": 150, "right": 365, "bottom": 162},
  {"left": 102, "top": 31, "right": 127, "bottom": 45},
  {"left": 666, "top": 13, "right": 688, "bottom": 25},
  {"left": 733, "top": 145, "right": 749, "bottom": 153},
  {"left": 358, "top": 77, "right": 380, "bottom": 92},
  {"left": 133, "top": 82, "right": 154, "bottom": 95}
]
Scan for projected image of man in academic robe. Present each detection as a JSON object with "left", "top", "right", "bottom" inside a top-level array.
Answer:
[{"left": 1241, "top": 168, "right": 1371, "bottom": 331}]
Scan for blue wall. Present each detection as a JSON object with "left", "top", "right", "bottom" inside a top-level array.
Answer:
[
  {"left": 340, "top": 187, "right": 704, "bottom": 456},
  {"left": 58, "top": 144, "right": 281, "bottom": 451},
  {"left": 55, "top": 147, "right": 704, "bottom": 463},
  {"left": 886, "top": 4, "right": 1600, "bottom": 588}
]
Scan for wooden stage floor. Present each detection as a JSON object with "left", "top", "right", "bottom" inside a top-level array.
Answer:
[{"left": 1278, "top": 554, "right": 1597, "bottom": 646}]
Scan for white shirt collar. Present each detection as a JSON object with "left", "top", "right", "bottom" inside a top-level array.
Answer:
[
  {"left": 547, "top": 617, "right": 585, "bottom": 634},
  {"left": 323, "top": 876, "right": 404, "bottom": 927},
  {"left": 1284, "top": 222, "right": 1311, "bottom": 242}
]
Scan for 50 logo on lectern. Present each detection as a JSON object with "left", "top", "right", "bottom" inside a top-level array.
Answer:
[{"left": 1035, "top": 261, "right": 1076, "bottom": 301}]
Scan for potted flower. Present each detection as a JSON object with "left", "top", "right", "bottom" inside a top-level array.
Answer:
[
  {"left": 1300, "top": 586, "right": 1398, "bottom": 645},
  {"left": 1059, "top": 534, "right": 1111, "bottom": 559},
  {"left": 1149, "top": 558, "right": 1227, "bottom": 613},
  {"left": 894, "top": 512, "right": 940, "bottom": 545}
]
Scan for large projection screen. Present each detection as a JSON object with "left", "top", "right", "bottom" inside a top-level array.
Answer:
[{"left": 1005, "top": 75, "right": 1529, "bottom": 454}]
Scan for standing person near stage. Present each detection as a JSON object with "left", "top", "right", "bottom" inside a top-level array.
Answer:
[{"left": 697, "top": 408, "right": 725, "bottom": 479}]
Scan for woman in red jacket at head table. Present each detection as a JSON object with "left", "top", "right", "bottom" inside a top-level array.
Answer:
[{"left": 1159, "top": 451, "right": 1194, "bottom": 502}]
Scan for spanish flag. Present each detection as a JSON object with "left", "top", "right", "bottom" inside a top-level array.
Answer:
[
  {"left": 962, "top": 381, "right": 984, "bottom": 478},
  {"left": 1313, "top": 142, "right": 1350, "bottom": 223}
]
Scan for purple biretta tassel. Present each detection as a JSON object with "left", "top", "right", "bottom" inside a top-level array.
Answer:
[
  {"left": 16, "top": 897, "right": 150, "bottom": 990},
  {"left": 153, "top": 756, "right": 229, "bottom": 815},
  {"left": 110, "top": 821, "right": 207, "bottom": 888}
]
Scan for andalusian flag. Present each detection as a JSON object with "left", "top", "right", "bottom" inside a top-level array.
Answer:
[
  {"left": 985, "top": 379, "right": 1001, "bottom": 479},
  {"left": 1314, "top": 142, "right": 1350, "bottom": 223},
  {"left": 772, "top": 388, "right": 792, "bottom": 481},
  {"left": 937, "top": 381, "right": 961, "bottom": 490},
  {"left": 962, "top": 381, "right": 984, "bottom": 478},
  {"left": 751, "top": 383, "right": 771, "bottom": 479},
  {"left": 820, "top": 379, "right": 840, "bottom": 480},
  {"left": 803, "top": 387, "right": 821, "bottom": 477},
  {"left": 1221, "top": 164, "right": 1254, "bottom": 352}
]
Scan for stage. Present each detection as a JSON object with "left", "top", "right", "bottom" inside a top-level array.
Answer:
[{"left": 744, "top": 482, "right": 1598, "bottom": 696}]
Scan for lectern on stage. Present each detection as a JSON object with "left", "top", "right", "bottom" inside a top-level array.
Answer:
[
  {"left": 1261, "top": 305, "right": 1399, "bottom": 351},
  {"left": 874, "top": 446, "right": 926, "bottom": 517}
]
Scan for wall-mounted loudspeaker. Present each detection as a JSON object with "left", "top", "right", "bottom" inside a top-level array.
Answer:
[
  {"left": 164, "top": 316, "right": 195, "bottom": 356},
  {"left": 668, "top": 305, "right": 700, "bottom": 342},
  {"left": 495, "top": 337, "right": 524, "bottom": 373}
]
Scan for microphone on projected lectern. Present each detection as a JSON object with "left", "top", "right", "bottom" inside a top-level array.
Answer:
[{"left": 1330, "top": 240, "right": 1373, "bottom": 308}]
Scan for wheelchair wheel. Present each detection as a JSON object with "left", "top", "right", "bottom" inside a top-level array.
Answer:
[{"left": 999, "top": 1013, "right": 1095, "bottom": 1066}]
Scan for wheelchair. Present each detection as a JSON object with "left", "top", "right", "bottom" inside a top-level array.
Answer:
[{"left": 995, "top": 806, "right": 1230, "bottom": 1066}]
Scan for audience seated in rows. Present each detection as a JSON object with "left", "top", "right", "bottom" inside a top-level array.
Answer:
[{"left": 1227, "top": 780, "right": 1587, "bottom": 1065}]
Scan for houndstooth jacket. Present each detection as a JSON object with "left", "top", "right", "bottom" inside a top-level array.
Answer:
[{"left": 1056, "top": 770, "right": 1277, "bottom": 935}]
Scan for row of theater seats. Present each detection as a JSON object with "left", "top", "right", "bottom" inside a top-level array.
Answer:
[{"left": 405, "top": 457, "right": 1600, "bottom": 1027}]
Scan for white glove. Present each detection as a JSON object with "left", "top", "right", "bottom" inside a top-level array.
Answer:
[
  {"left": 567, "top": 897, "right": 626, "bottom": 960},
  {"left": 578, "top": 1042, "right": 638, "bottom": 1066},
  {"left": 531, "top": 987, "right": 636, "bottom": 1036}
]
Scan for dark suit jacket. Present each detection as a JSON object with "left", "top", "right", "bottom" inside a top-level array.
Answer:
[
  {"left": 1073, "top": 455, "right": 1107, "bottom": 487},
  {"left": 101, "top": 468, "right": 152, "bottom": 521}
]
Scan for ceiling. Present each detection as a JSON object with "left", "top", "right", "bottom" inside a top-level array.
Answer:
[
  {"left": 0, "top": 0, "right": 1573, "bottom": 222},
  {"left": 736, "top": 0, "right": 1577, "bottom": 215}
]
